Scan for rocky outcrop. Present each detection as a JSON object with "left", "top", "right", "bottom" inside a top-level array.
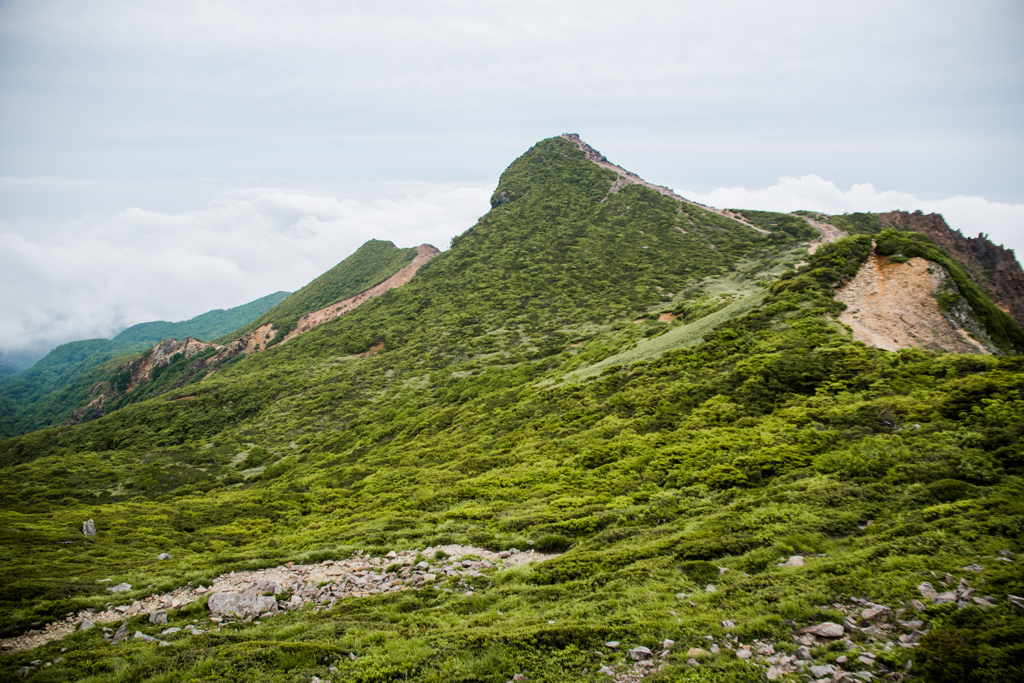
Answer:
[
  {"left": 879, "top": 210, "right": 1024, "bottom": 329},
  {"left": 836, "top": 248, "right": 997, "bottom": 354}
]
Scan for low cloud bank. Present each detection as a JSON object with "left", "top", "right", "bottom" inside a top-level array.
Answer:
[{"left": 683, "top": 175, "right": 1024, "bottom": 256}]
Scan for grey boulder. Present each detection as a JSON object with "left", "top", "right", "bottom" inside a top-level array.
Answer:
[{"left": 207, "top": 592, "right": 277, "bottom": 617}]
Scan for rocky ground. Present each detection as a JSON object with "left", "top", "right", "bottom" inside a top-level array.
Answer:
[
  {"left": 6, "top": 547, "right": 1022, "bottom": 682},
  {"left": 0, "top": 544, "right": 552, "bottom": 656}
]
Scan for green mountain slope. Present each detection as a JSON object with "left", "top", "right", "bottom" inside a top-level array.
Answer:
[
  {"left": 222, "top": 240, "right": 421, "bottom": 346},
  {"left": 0, "top": 292, "right": 291, "bottom": 438},
  {"left": 0, "top": 137, "right": 1022, "bottom": 682},
  {"left": 112, "top": 291, "right": 290, "bottom": 344}
]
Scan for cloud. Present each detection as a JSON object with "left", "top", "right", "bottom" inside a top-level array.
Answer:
[
  {"left": 683, "top": 175, "right": 1024, "bottom": 256},
  {"left": 0, "top": 183, "right": 491, "bottom": 354}
]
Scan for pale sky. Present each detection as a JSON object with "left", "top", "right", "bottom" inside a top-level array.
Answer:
[{"left": 2, "top": 0, "right": 1022, "bottom": 357}]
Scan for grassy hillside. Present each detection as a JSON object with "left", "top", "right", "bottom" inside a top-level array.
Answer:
[
  {"left": 112, "top": 291, "right": 290, "bottom": 344},
  {"left": 223, "top": 240, "right": 420, "bottom": 346},
  {"left": 0, "top": 138, "right": 1022, "bottom": 682}
]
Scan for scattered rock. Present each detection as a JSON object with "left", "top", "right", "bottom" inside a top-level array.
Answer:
[
  {"left": 1008, "top": 595, "right": 1024, "bottom": 613},
  {"left": 604, "top": 641, "right": 620, "bottom": 649},
  {"left": 795, "top": 645, "right": 811, "bottom": 660},
  {"left": 149, "top": 610, "right": 167, "bottom": 625},
  {"left": 705, "top": 584, "right": 717, "bottom": 593},
  {"left": 207, "top": 592, "right": 277, "bottom": 617},
  {"left": 917, "top": 583, "right": 937, "bottom": 600},
  {"left": 628, "top": 646, "right": 652, "bottom": 661},
  {"left": 686, "top": 648, "right": 709, "bottom": 658},
  {"left": 721, "top": 619, "right": 735, "bottom": 629},
  {"left": 932, "top": 591, "right": 957, "bottom": 605},
  {"left": 157, "top": 553, "right": 172, "bottom": 561},
  {"left": 662, "top": 639, "right": 674, "bottom": 648},
  {"left": 82, "top": 520, "right": 96, "bottom": 536},
  {"left": 861, "top": 606, "right": 891, "bottom": 621},
  {"left": 963, "top": 564, "right": 983, "bottom": 572},
  {"left": 909, "top": 599, "right": 927, "bottom": 612},
  {"left": 687, "top": 658, "right": 699, "bottom": 666},
  {"left": 798, "top": 622, "right": 845, "bottom": 638},
  {"left": 779, "top": 556, "right": 805, "bottom": 568},
  {"left": 809, "top": 664, "right": 836, "bottom": 678},
  {"left": 106, "top": 583, "right": 132, "bottom": 594},
  {"left": 111, "top": 622, "right": 129, "bottom": 644},
  {"left": 972, "top": 597, "right": 996, "bottom": 609},
  {"left": 79, "top": 619, "right": 95, "bottom": 631},
  {"left": 513, "top": 674, "right": 527, "bottom": 682},
  {"left": 736, "top": 649, "right": 752, "bottom": 660},
  {"left": 245, "top": 580, "right": 282, "bottom": 595}
]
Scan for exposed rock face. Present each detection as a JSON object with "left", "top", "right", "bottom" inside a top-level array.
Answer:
[
  {"left": 879, "top": 210, "right": 1024, "bottom": 329},
  {"left": 836, "top": 249, "right": 996, "bottom": 354}
]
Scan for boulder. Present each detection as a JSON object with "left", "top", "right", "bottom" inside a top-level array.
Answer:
[
  {"left": 79, "top": 619, "right": 95, "bottom": 631},
  {"left": 917, "top": 582, "right": 938, "bottom": 600},
  {"left": 686, "top": 648, "right": 710, "bottom": 658},
  {"left": 861, "top": 605, "right": 891, "bottom": 621},
  {"left": 157, "top": 553, "right": 172, "bottom": 561},
  {"left": 809, "top": 664, "right": 836, "bottom": 678},
  {"left": 207, "top": 592, "right": 277, "bottom": 617},
  {"left": 106, "top": 583, "right": 132, "bottom": 593},
  {"left": 149, "top": 610, "right": 167, "bottom": 625},
  {"left": 798, "top": 622, "right": 845, "bottom": 638},
  {"left": 82, "top": 520, "right": 96, "bottom": 536},
  {"left": 245, "top": 579, "right": 282, "bottom": 595},
  {"left": 111, "top": 622, "right": 130, "bottom": 644},
  {"left": 627, "top": 646, "right": 652, "bottom": 661},
  {"left": 779, "top": 555, "right": 805, "bottom": 568}
]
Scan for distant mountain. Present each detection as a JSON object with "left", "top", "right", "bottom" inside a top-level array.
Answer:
[
  {"left": 0, "top": 291, "right": 290, "bottom": 437},
  {"left": 112, "top": 290, "right": 290, "bottom": 344},
  {"left": 1, "top": 136, "right": 1022, "bottom": 682}
]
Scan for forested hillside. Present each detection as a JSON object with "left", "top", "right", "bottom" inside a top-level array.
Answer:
[
  {"left": 0, "top": 137, "right": 1021, "bottom": 683},
  {"left": 0, "top": 292, "right": 291, "bottom": 439}
]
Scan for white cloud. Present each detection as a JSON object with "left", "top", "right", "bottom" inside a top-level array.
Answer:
[
  {"left": 0, "top": 183, "right": 491, "bottom": 354},
  {"left": 683, "top": 175, "right": 1024, "bottom": 257}
]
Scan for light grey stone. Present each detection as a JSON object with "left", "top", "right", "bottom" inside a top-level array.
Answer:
[
  {"left": 82, "top": 520, "right": 96, "bottom": 536},
  {"left": 628, "top": 646, "right": 652, "bottom": 661},
  {"left": 149, "top": 610, "right": 167, "bottom": 625},
  {"left": 207, "top": 592, "right": 277, "bottom": 617},
  {"left": 809, "top": 664, "right": 836, "bottom": 678},
  {"left": 798, "top": 622, "right": 845, "bottom": 638},
  {"left": 79, "top": 619, "right": 95, "bottom": 631},
  {"left": 106, "top": 583, "right": 132, "bottom": 593}
]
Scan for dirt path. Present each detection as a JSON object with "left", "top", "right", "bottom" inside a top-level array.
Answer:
[
  {"left": 561, "top": 134, "right": 770, "bottom": 236},
  {"left": 801, "top": 215, "right": 847, "bottom": 254},
  {"left": 282, "top": 244, "right": 440, "bottom": 344},
  {"left": 836, "top": 249, "right": 990, "bottom": 354},
  {"left": 0, "top": 544, "right": 554, "bottom": 654}
]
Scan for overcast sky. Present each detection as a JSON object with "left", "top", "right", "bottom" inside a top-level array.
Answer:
[{"left": 2, "top": 0, "right": 1022, "bottom": 358}]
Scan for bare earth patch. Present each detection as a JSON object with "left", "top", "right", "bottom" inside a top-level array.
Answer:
[{"left": 836, "top": 250, "right": 990, "bottom": 354}]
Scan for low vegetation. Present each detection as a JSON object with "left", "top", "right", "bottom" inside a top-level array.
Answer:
[{"left": 1, "top": 137, "right": 1021, "bottom": 682}]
